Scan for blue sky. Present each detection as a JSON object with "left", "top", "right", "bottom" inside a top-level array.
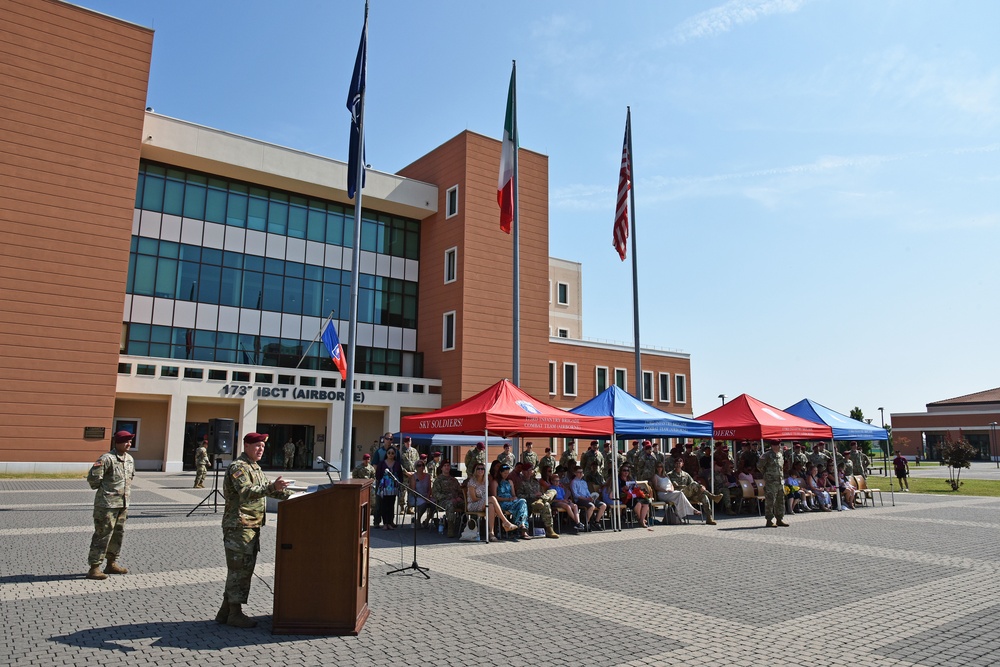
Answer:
[{"left": 77, "top": 0, "right": 999, "bottom": 423}]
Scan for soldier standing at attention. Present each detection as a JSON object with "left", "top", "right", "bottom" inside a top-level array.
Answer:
[
  {"left": 497, "top": 442, "right": 516, "bottom": 468},
  {"left": 758, "top": 440, "right": 788, "bottom": 528},
  {"left": 86, "top": 430, "right": 136, "bottom": 580},
  {"left": 538, "top": 447, "right": 557, "bottom": 476},
  {"left": 352, "top": 453, "right": 377, "bottom": 515},
  {"left": 219, "top": 432, "right": 291, "bottom": 628},
  {"left": 521, "top": 441, "right": 538, "bottom": 473},
  {"left": 560, "top": 440, "right": 578, "bottom": 470},
  {"left": 625, "top": 441, "right": 641, "bottom": 467},
  {"left": 282, "top": 438, "right": 296, "bottom": 470},
  {"left": 426, "top": 450, "right": 441, "bottom": 480},
  {"left": 465, "top": 442, "right": 488, "bottom": 477},
  {"left": 193, "top": 436, "right": 210, "bottom": 489}
]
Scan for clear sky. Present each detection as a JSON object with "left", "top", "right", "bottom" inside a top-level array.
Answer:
[{"left": 75, "top": 0, "right": 999, "bottom": 424}]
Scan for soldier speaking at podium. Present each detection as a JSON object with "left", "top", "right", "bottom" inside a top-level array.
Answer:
[{"left": 218, "top": 432, "right": 291, "bottom": 628}]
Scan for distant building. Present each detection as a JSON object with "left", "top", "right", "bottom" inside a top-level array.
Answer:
[
  {"left": 0, "top": 0, "right": 694, "bottom": 473},
  {"left": 891, "top": 387, "right": 1000, "bottom": 461}
]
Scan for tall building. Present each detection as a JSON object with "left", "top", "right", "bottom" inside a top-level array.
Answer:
[{"left": 0, "top": 0, "right": 694, "bottom": 473}]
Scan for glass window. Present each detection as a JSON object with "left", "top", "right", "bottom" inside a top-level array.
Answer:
[
  {"left": 268, "top": 194, "right": 290, "bottom": 236},
  {"left": 284, "top": 261, "right": 304, "bottom": 278},
  {"left": 326, "top": 206, "right": 346, "bottom": 247},
  {"left": 642, "top": 371, "right": 653, "bottom": 402},
  {"left": 674, "top": 375, "right": 687, "bottom": 404},
  {"left": 595, "top": 367, "right": 608, "bottom": 394},
  {"left": 244, "top": 254, "right": 264, "bottom": 272},
  {"left": 132, "top": 255, "right": 156, "bottom": 296},
  {"left": 141, "top": 170, "right": 164, "bottom": 211},
  {"left": 163, "top": 173, "right": 185, "bottom": 216},
  {"left": 154, "top": 257, "right": 177, "bottom": 298},
  {"left": 557, "top": 282, "right": 569, "bottom": 305},
  {"left": 389, "top": 220, "right": 406, "bottom": 257},
  {"left": 295, "top": 201, "right": 317, "bottom": 242},
  {"left": 615, "top": 368, "right": 627, "bottom": 391},
  {"left": 205, "top": 181, "right": 227, "bottom": 224},
  {"left": 549, "top": 361, "right": 557, "bottom": 395},
  {"left": 242, "top": 271, "right": 263, "bottom": 309},
  {"left": 442, "top": 311, "right": 456, "bottom": 351},
  {"left": 198, "top": 264, "right": 221, "bottom": 304},
  {"left": 444, "top": 247, "right": 457, "bottom": 284},
  {"left": 405, "top": 228, "right": 419, "bottom": 260},
  {"left": 446, "top": 185, "right": 459, "bottom": 218},
  {"left": 360, "top": 217, "right": 378, "bottom": 252},
  {"left": 262, "top": 275, "right": 283, "bottom": 311},
  {"left": 322, "top": 283, "right": 341, "bottom": 318},
  {"left": 226, "top": 184, "right": 248, "bottom": 228},
  {"left": 563, "top": 363, "right": 577, "bottom": 397},
  {"left": 302, "top": 280, "right": 323, "bottom": 317},
  {"left": 658, "top": 373, "right": 670, "bottom": 402},
  {"left": 183, "top": 174, "right": 207, "bottom": 219},
  {"left": 283, "top": 277, "right": 303, "bottom": 314}
]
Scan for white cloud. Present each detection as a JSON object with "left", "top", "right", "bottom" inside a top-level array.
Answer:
[{"left": 672, "top": 0, "right": 812, "bottom": 44}]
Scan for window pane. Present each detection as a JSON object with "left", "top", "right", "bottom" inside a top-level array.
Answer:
[
  {"left": 262, "top": 275, "right": 283, "bottom": 311},
  {"left": 302, "top": 280, "right": 323, "bottom": 317},
  {"left": 220, "top": 267, "right": 242, "bottom": 307},
  {"left": 198, "top": 264, "right": 221, "bottom": 304},
  {"left": 227, "top": 187, "right": 248, "bottom": 227},
  {"left": 154, "top": 257, "right": 177, "bottom": 298},
  {"left": 295, "top": 203, "right": 316, "bottom": 241},
  {"left": 283, "top": 277, "right": 303, "bottom": 314},
  {"left": 322, "top": 282, "right": 340, "bottom": 317},
  {"left": 205, "top": 184, "right": 227, "bottom": 224},
  {"left": 163, "top": 178, "right": 184, "bottom": 216},
  {"left": 141, "top": 173, "right": 164, "bottom": 211},
  {"left": 177, "top": 261, "right": 200, "bottom": 300},
  {"left": 247, "top": 195, "right": 268, "bottom": 231},
  {"left": 360, "top": 217, "right": 378, "bottom": 252},
  {"left": 132, "top": 255, "right": 156, "bottom": 296},
  {"left": 242, "top": 271, "right": 263, "bottom": 308}
]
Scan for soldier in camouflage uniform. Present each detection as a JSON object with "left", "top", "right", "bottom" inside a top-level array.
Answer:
[
  {"left": 634, "top": 442, "right": 660, "bottom": 481},
  {"left": 399, "top": 437, "right": 419, "bottom": 510},
  {"left": 86, "top": 430, "right": 136, "bottom": 580},
  {"left": 521, "top": 441, "right": 538, "bottom": 473},
  {"left": 808, "top": 442, "right": 832, "bottom": 471},
  {"left": 667, "top": 457, "right": 720, "bottom": 525},
  {"left": 219, "top": 432, "right": 291, "bottom": 628},
  {"left": 516, "top": 465, "right": 559, "bottom": 538},
  {"left": 737, "top": 441, "right": 759, "bottom": 474},
  {"left": 352, "top": 453, "right": 377, "bottom": 507},
  {"left": 193, "top": 436, "right": 210, "bottom": 489},
  {"left": 757, "top": 440, "right": 788, "bottom": 527},
  {"left": 426, "top": 451, "right": 441, "bottom": 480},
  {"left": 496, "top": 443, "right": 516, "bottom": 468},
  {"left": 580, "top": 441, "right": 604, "bottom": 476},
  {"left": 789, "top": 443, "right": 809, "bottom": 474},
  {"left": 538, "top": 448, "right": 557, "bottom": 477},
  {"left": 625, "top": 441, "right": 641, "bottom": 468},
  {"left": 584, "top": 460, "right": 606, "bottom": 494},
  {"left": 560, "top": 441, "right": 578, "bottom": 470},
  {"left": 848, "top": 442, "right": 871, "bottom": 477},
  {"left": 431, "top": 461, "right": 464, "bottom": 537},
  {"left": 465, "top": 442, "right": 487, "bottom": 477}
]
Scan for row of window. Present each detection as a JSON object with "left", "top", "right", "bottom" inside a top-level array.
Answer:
[
  {"left": 547, "top": 362, "right": 686, "bottom": 403},
  {"left": 136, "top": 161, "right": 420, "bottom": 260},
  {"left": 123, "top": 323, "right": 419, "bottom": 376},
  {"left": 127, "top": 236, "right": 418, "bottom": 328}
]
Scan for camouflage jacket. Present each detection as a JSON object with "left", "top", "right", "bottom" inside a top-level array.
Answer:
[
  {"left": 352, "top": 462, "right": 376, "bottom": 479},
  {"left": 88, "top": 451, "right": 135, "bottom": 509},
  {"left": 400, "top": 446, "right": 419, "bottom": 472},
  {"left": 194, "top": 445, "right": 210, "bottom": 468},
  {"left": 464, "top": 448, "right": 487, "bottom": 475},
  {"left": 521, "top": 450, "right": 538, "bottom": 471},
  {"left": 538, "top": 455, "right": 557, "bottom": 474},
  {"left": 223, "top": 453, "right": 291, "bottom": 528},
  {"left": 757, "top": 451, "right": 785, "bottom": 482},
  {"left": 517, "top": 475, "right": 542, "bottom": 501},
  {"left": 497, "top": 451, "right": 516, "bottom": 468},
  {"left": 432, "top": 474, "right": 464, "bottom": 505}
]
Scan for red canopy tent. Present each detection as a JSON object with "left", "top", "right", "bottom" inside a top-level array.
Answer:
[
  {"left": 399, "top": 379, "right": 614, "bottom": 438},
  {"left": 399, "top": 380, "right": 613, "bottom": 543},
  {"left": 696, "top": 393, "right": 833, "bottom": 441}
]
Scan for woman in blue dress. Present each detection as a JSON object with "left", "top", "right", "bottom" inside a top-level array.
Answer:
[{"left": 490, "top": 464, "right": 531, "bottom": 540}]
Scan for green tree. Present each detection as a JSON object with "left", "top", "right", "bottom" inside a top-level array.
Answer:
[
  {"left": 850, "top": 407, "right": 865, "bottom": 422},
  {"left": 940, "top": 438, "right": 976, "bottom": 491}
]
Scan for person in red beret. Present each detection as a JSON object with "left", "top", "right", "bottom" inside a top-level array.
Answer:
[
  {"left": 218, "top": 432, "right": 291, "bottom": 628},
  {"left": 85, "top": 430, "right": 136, "bottom": 580}
]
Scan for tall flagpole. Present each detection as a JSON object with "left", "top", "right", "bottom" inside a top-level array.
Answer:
[
  {"left": 626, "top": 108, "right": 643, "bottom": 402},
  {"left": 511, "top": 61, "right": 520, "bottom": 386},
  {"left": 342, "top": 1, "right": 368, "bottom": 478}
]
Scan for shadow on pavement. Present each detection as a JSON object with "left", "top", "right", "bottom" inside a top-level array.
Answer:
[
  {"left": 50, "top": 619, "right": 324, "bottom": 651},
  {"left": 0, "top": 573, "right": 84, "bottom": 584}
]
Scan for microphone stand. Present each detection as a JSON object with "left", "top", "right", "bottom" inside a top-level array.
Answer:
[
  {"left": 384, "top": 468, "right": 442, "bottom": 579},
  {"left": 315, "top": 457, "right": 339, "bottom": 486}
]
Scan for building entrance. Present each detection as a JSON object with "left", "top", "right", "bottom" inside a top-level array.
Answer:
[{"left": 258, "top": 424, "right": 316, "bottom": 470}]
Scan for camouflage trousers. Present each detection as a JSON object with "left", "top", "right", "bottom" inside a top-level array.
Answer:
[
  {"left": 194, "top": 465, "right": 208, "bottom": 487},
  {"left": 223, "top": 527, "right": 260, "bottom": 605},
  {"left": 528, "top": 499, "right": 554, "bottom": 529},
  {"left": 438, "top": 497, "right": 464, "bottom": 534},
  {"left": 763, "top": 481, "right": 785, "bottom": 521},
  {"left": 680, "top": 484, "right": 714, "bottom": 519},
  {"left": 88, "top": 507, "right": 127, "bottom": 566}
]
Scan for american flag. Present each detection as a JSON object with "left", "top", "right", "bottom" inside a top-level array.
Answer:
[{"left": 613, "top": 114, "right": 631, "bottom": 261}]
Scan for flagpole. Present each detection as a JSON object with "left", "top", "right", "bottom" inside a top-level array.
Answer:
[
  {"left": 626, "top": 108, "right": 643, "bottom": 402},
  {"left": 342, "top": 1, "right": 368, "bottom": 478},
  {"left": 511, "top": 60, "right": 520, "bottom": 387},
  {"left": 295, "top": 310, "right": 336, "bottom": 369}
]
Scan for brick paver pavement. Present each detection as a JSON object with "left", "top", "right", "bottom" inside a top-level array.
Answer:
[{"left": 2, "top": 472, "right": 998, "bottom": 666}]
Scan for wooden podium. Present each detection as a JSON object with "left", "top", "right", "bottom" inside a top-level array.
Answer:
[{"left": 272, "top": 479, "right": 372, "bottom": 635}]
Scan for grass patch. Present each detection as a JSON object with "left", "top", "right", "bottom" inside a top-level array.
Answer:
[
  {"left": 0, "top": 472, "right": 87, "bottom": 480},
  {"left": 865, "top": 475, "right": 1000, "bottom": 497}
]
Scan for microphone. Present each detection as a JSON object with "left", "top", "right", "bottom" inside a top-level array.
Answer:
[{"left": 316, "top": 456, "right": 332, "bottom": 468}]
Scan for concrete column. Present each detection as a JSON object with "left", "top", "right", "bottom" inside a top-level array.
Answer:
[
  {"left": 326, "top": 403, "right": 344, "bottom": 470},
  {"left": 240, "top": 394, "right": 258, "bottom": 441},
  {"left": 384, "top": 404, "right": 401, "bottom": 436},
  {"left": 163, "top": 395, "right": 188, "bottom": 472}
]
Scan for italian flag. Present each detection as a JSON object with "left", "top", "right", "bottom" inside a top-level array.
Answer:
[{"left": 497, "top": 66, "right": 517, "bottom": 234}]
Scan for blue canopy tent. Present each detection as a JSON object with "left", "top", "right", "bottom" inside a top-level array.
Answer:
[
  {"left": 570, "top": 385, "right": 714, "bottom": 438},
  {"left": 784, "top": 399, "right": 888, "bottom": 441},
  {"left": 570, "top": 386, "right": 714, "bottom": 530}
]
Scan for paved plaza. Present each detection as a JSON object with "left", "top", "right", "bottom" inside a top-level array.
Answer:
[{"left": 2, "top": 471, "right": 999, "bottom": 667}]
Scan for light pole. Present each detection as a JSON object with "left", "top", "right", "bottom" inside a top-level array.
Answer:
[
  {"left": 718, "top": 394, "right": 727, "bottom": 406},
  {"left": 880, "top": 406, "right": 894, "bottom": 503},
  {"left": 991, "top": 422, "right": 998, "bottom": 469}
]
